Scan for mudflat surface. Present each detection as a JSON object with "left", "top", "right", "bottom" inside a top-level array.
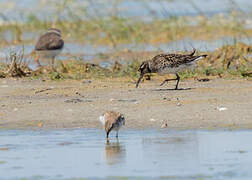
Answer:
[{"left": 0, "top": 78, "right": 251, "bottom": 129}]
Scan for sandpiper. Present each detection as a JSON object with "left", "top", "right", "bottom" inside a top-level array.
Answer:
[
  {"left": 99, "top": 111, "right": 125, "bottom": 140},
  {"left": 136, "top": 49, "right": 207, "bottom": 89},
  {"left": 34, "top": 28, "right": 64, "bottom": 68}
]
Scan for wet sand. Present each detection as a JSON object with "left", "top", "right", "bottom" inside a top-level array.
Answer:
[{"left": 0, "top": 77, "right": 251, "bottom": 129}]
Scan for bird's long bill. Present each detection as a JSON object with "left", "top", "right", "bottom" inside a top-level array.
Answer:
[{"left": 136, "top": 74, "right": 144, "bottom": 88}]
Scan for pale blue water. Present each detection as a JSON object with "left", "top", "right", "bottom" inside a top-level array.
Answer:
[
  {"left": 0, "top": 0, "right": 252, "bottom": 68},
  {"left": 1, "top": 36, "right": 251, "bottom": 71},
  {"left": 0, "top": 0, "right": 252, "bottom": 22},
  {"left": 0, "top": 129, "right": 252, "bottom": 180},
  {"left": 1, "top": 36, "right": 252, "bottom": 62}
]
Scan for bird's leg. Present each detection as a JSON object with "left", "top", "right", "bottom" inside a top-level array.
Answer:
[
  {"left": 106, "top": 126, "right": 113, "bottom": 140},
  {"left": 52, "top": 57, "right": 55, "bottom": 67},
  {"left": 51, "top": 57, "right": 56, "bottom": 71},
  {"left": 136, "top": 74, "right": 144, "bottom": 88},
  {"left": 160, "top": 77, "right": 178, "bottom": 86},
  {"left": 160, "top": 73, "right": 181, "bottom": 89},
  {"left": 106, "top": 132, "right": 110, "bottom": 140},
  {"left": 35, "top": 56, "right": 41, "bottom": 67},
  {"left": 116, "top": 131, "right": 119, "bottom": 138},
  {"left": 175, "top": 73, "right": 180, "bottom": 90}
]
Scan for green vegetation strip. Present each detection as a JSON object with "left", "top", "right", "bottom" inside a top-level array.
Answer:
[{"left": 0, "top": 43, "right": 251, "bottom": 80}]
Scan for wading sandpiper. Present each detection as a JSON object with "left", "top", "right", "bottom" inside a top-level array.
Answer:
[
  {"left": 136, "top": 49, "right": 207, "bottom": 89},
  {"left": 34, "top": 28, "right": 64, "bottom": 68},
  {"left": 99, "top": 111, "right": 125, "bottom": 140}
]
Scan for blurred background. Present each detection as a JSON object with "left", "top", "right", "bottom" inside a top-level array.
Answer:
[
  {"left": 0, "top": 0, "right": 252, "bottom": 78},
  {"left": 0, "top": 3, "right": 252, "bottom": 179}
]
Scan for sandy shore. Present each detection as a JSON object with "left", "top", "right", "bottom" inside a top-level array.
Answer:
[{"left": 0, "top": 77, "right": 251, "bottom": 130}]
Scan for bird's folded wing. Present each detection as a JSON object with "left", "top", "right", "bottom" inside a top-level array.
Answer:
[
  {"left": 162, "top": 54, "right": 202, "bottom": 68},
  {"left": 35, "top": 33, "right": 64, "bottom": 51}
]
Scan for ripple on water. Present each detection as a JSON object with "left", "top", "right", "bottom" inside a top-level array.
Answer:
[{"left": 0, "top": 129, "right": 252, "bottom": 179}]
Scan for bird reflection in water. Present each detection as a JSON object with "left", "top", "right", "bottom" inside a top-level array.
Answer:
[{"left": 105, "top": 140, "right": 126, "bottom": 165}]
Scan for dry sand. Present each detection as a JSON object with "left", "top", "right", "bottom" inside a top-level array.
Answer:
[{"left": 0, "top": 77, "right": 251, "bottom": 130}]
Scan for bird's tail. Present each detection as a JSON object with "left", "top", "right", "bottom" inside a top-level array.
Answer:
[
  {"left": 194, "top": 54, "right": 207, "bottom": 61},
  {"left": 99, "top": 115, "right": 105, "bottom": 125},
  {"left": 188, "top": 48, "right": 196, "bottom": 56}
]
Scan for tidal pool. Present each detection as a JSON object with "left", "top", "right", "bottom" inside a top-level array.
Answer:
[{"left": 0, "top": 129, "right": 251, "bottom": 180}]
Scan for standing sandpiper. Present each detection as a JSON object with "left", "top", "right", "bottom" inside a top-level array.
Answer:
[
  {"left": 34, "top": 28, "right": 64, "bottom": 68},
  {"left": 99, "top": 111, "right": 125, "bottom": 140},
  {"left": 136, "top": 49, "right": 207, "bottom": 89}
]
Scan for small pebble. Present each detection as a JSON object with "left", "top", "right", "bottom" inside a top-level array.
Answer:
[
  {"left": 65, "top": 98, "right": 83, "bottom": 103},
  {"left": 82, "top": 80, "right": 92, "bottom": 84},
  {"left": 198, "top": 78, "right": 210, "bottom": 82},
  {"left": 177, "top": 102, "right": 182, "bottom": 106},
  {"left": 163, "top": 97, "right": 171, "bottom": 101},
  {"left": 216, "top": 106, "right": 228, "bottom": 111}
]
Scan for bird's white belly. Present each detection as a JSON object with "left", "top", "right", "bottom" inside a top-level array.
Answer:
[
  {"left": 36, "top": 49, "right": 62, "bottom": 59},
  {"left": 158, "top": 63, "right": 196, "bottom": 75}
]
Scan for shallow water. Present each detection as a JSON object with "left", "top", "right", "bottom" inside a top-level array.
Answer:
[
  {"left": 1, "top": 0, "right": 252, "bottom": 22},
  {"left": 1, "top": 1, "right": 252, "bottom": 69},
  {"left": 0, "top": 129, "right": 252, "bottom": 180},
  {"left": 1, "top": 36, "right": 252, "bottom": 60}
]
